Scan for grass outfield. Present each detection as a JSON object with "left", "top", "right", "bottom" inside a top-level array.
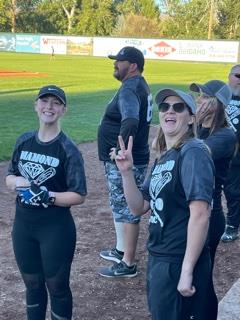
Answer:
[{"left": 0, "top": 51, "right": 232, "bottom": 160}]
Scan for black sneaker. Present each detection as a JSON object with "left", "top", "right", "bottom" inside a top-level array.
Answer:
[
  {"left": 100, "top": 248, "right": 124, "bottom": 263},
  {"left": 221, "top": 225, "right": 239, "bottom": 242},
  {"left": 98, "top": 261, "right": 137, "bottom": 278}
]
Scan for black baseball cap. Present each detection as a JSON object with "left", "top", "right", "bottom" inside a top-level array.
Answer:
[
  {"left": 189, "top": 80, "right": 231, "bottom": 107},
  {"left": 155, "top": 88, "right": 196, "bottom": 115},
  {"left": 37, "top": 85, "right": 66, "bottom": 105},
  {"left": 108, "top": 46, "right": 144, "bottom": 72}
]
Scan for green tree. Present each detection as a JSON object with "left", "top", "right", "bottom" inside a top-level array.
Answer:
[
  {"left": 16, "top": 0, "right": 63, "bottom": 33},
  {"left": 0, "top": 0, "right": 12, "bottom": 31},
  {"left": 160, "top": 0, "right": 220, "bottom": 39},
  {"left": 58, "top": 0, "right": 82, "bottom": 34},
  {"left": 74, "top": 0, "right": 116, "bottom": 36},
  {"left": 112, "top": 13, "right": 162, "bottom": 38},
  {"left": 112, "top": 0, "right": 161, "bottom": 38},
  {"left": 115, "top": 0, "right": 159, "bottom": 19},
  {"left": 217, "top": 0, "right": 240, "bottom": 39},
  {"left": 4, "top": 0, "right": 41, "bottom": 32}
]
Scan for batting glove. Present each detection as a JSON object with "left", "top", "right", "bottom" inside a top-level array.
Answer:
[{"left": 16, "top": 182, "right": 50, "bottom": 208}]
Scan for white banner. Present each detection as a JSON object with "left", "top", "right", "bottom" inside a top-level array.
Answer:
[
  {"left": 40, "top": 36, "right": 67, "bottom": 54},
  {"left": 93, "top": 37, "right": 239, "bottom": 63}
]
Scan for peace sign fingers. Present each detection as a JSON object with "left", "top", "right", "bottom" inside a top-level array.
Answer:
[
  {"left": 118, "top": 135, "right": 133, "bottom": 154},
  {"left": 127, "top": 136, "right": 133, "bottom": 154},
  {"left": 115, "top": 136, "right": 134, "bottom": 171},
  {"left": 118, "top": 135, "right": 126, "bottom": 153}
]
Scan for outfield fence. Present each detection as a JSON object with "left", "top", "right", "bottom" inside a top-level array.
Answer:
[{"left": 0, "top": 32, "right": 239, "bottom": 63}]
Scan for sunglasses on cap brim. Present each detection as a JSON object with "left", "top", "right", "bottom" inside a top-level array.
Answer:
[{"left": 158, "top": 102, "right": 186, "bottom": 113}]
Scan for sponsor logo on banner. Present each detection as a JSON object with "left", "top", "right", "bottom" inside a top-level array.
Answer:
[
  {"left": 0, "top": 34, "right": 15, "bottom": 51},
  {"left": 40, "top": 36, "right": 67, "bottom": 54},
  {"left": 67, "top": 37, "right": 93, "bottom": 55},
  {"left": 16, "top": 34, "right": 40, "bottom": 53},
  {"left": 149, "top": 41, "right": 176, "bottom": 57}
]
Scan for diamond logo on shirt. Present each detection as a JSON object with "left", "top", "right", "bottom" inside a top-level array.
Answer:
[{"left": 19, "top": 161, "right": 44, "bottom": 179}]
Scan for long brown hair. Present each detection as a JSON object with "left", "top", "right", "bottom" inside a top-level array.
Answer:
[{"left": 209, "top": 98, "right": 228, "bottom": 134}]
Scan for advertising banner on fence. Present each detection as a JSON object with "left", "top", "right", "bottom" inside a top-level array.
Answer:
[
  {"left": 67, "top": 36, "right": 93, "bottom": 55},
  {"left": 16, "top": 34, "right": 40, "bottom": 53},
  {"left": 93, "top": 37, "right": 239, "bottom": 63},
  {"left": 0, "top": 32, "right": 239, "bottom": 63},
  {"left": 93, "top": 37, "right": 144, "bottom": 58},
  {"left": 146, "top": 39, "right": 239, "bottom": 63},
  {"left": 0, "top": 33, "right": 16, "bottom": 52},
  {"left": 40, "top": 35, "right": 67, "bottom": 54}
]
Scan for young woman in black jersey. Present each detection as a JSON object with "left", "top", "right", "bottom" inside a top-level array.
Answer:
[
  {"left": 112, "top": 89, "right": 214, "bottom": 320},
  {"left": 190, "top": 80, "right": 236, "bottom": 320},
  {"left": 6, "top": 85, "right": 87, "bottom": 320}
]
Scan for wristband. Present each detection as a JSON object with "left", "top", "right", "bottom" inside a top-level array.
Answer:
[{"left": 48, "top": 192, "right": 56, "bottom": 205}]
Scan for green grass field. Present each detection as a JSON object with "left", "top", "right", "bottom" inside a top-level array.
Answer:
[{"left": 0, "top": 51, "right": 232, "bottom": 160}]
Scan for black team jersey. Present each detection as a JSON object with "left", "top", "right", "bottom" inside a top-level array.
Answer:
[
  {"left": 141, "top": 139, "right": 214, "bottom": 262},
  {"left": 8, "top": 130, "right": 87, "bottom": 213},
  {"left": 198, "top": 127, "right": 236, "bottom": 214},
  {"left": 225, "top": 95, "right": 240, "bottom": 166},
  {"left": 97, "top": 75, "right": 153, "bottom": 165}
]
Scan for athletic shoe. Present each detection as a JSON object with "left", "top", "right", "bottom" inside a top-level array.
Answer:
[
  {"left": 221, "top": 225, "right": 239, "bottom": 242},
  {"left": 100, "top": 248, "right": 124, "bottom": 263},
  {"left": 98, "top": 261, "right": 137, "bottom": 278}
]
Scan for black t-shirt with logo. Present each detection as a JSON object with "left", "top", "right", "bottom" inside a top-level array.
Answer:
[
  {"left": 225, "top": 95, "right": 240, "bottom": 166},
  {"left": 97, "top": 75, "right": 153, "bottom": 165},
  {"left": 8, "top": 130, "right": 87, "bottom": 211},
  {"left": 198, "top": 127, "right": 236, "bottom": 213},
  {"left": 141, "top": 139, "right": 214, "bottom": 262}
]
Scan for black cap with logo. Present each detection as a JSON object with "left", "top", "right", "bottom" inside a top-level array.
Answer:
[
  {"left": 108, "top": 46, "right": 144, "bottom": 72},
  {"left": 37, "top": 85, "right": 66, "bottom": 105}
]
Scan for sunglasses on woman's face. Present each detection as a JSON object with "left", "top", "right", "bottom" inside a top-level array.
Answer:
[
  {"left": 158, "top": 102, "right": 186, "bottom": 113},
  {"left": 231, "top": 73, "right": 240, "bottom": 79}
]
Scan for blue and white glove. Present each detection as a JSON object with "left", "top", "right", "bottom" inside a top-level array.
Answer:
[{"left": 16, "top": 182, "right": 50, "bottom": 208}]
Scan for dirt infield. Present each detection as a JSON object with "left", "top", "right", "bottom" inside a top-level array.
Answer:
[
  {"left": 0, "top": 128, "right": 239, "bottom": 320},
  {"left": 0, "top": 70, "right": 47, "bottom": 77}
]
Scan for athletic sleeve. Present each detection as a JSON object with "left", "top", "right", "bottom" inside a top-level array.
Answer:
[
  {"left": 118, "top": 88, "right": 140, "bottom": 120},
  {"left": 180, "top": 146, "right": 214, "bottom": 204},
  {"left": 7, "top": 146, "right": 20, "bottom": 176},
  {"left": 117, "top": 87, "right": 140, "bottom": 147},
  {"left": 119, "top": 118, "right": 139, "bottom": 147},
  {"left": 203, "top": 129, "right": 236, "bottom": 160},
  {"left": 63, "top": 141, "right": 87, "bottom": 196},
  {"left": 7, "top": 131, "right": 35, "bottom": 176}
]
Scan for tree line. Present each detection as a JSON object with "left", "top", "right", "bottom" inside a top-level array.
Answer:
[{"left": 0, "top": 0, "right": 239, "bottom": 40}]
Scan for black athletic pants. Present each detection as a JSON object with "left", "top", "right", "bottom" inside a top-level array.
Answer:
[
  {"left": 146, "top": 253, "right": 211, "bottom": 320},
  {"left": 205, "top": 209, "right": 225, "bottom": 320},
  {"left": 12, "top": 205, "right": 76, "bottom": 320},
  {"left": 224, "top": 164, "right": 240, "bottom": 228}
]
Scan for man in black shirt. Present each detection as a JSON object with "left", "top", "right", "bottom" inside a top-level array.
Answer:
[
  {"left": 222, "top": 64, "right": 240, "bottom": 242},
  {"left": 98, "top": 46, "right": 153, "bottom": 277}
]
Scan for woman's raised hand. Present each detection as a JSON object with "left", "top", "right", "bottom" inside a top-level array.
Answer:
[{"left": 196, "top": 99, "right": 214, "bottom": 124}]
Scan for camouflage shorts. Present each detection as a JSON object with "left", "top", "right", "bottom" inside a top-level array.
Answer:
[{"left": 104, "top": 161, "right": 148, "bottom": 224}]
